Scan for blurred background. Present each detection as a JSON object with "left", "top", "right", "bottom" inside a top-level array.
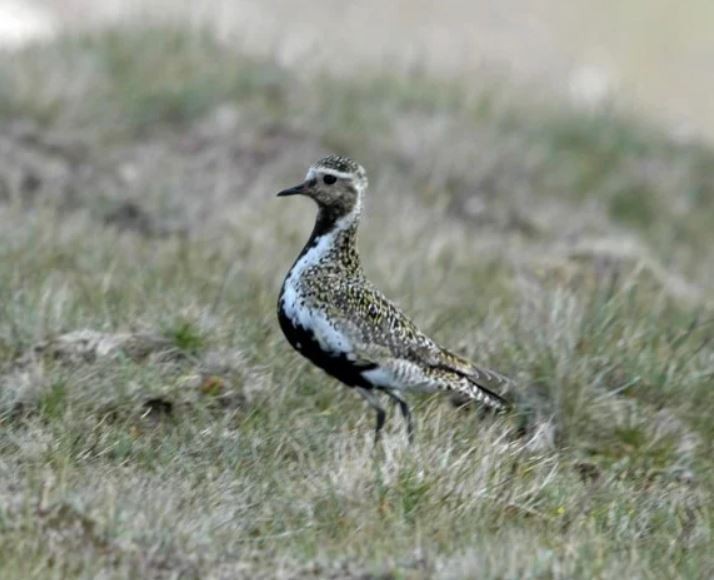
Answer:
[
  {"left": 3, "top": 0, "right": 714, "bottom": 140},
  {"left": 1, "top": 2, "right": 713, "bottom": 578}
]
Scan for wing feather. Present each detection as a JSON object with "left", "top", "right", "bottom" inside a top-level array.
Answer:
[{"left": 321, "top": 274, "right": 512, "bottom": 408}]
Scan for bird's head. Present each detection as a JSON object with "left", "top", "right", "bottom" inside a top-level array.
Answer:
[{"left": 277, "top": 155, "right": 368, "bottom": 217}]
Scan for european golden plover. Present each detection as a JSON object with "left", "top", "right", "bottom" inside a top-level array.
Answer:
[{"left": 277, "top": 155, "right": 511, "bottom": 442}]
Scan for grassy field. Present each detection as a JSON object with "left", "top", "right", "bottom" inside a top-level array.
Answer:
[{"left": 0, "top": 26, "right": 712, "bottom": 578}]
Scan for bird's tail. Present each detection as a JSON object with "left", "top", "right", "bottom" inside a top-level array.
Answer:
[
  {"left": 423, "top": 346, "right": 513, "bottom": 411},
  {"left": 462, "top": 374, "right": 511, "bottom": 411},
  {"left": 431, "top": 362, "right": 511, "bottom": 411}
]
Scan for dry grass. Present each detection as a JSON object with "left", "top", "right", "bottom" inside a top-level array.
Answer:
[{"left": 0, "top": 26, "right": 712, "bottom": 579}]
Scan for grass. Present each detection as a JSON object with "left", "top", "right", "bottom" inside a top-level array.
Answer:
[{"left": 0, "top": 25, "right": 712, "bottom": 579}]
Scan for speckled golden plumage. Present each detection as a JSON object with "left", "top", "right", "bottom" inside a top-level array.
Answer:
[{"left": 277, "top": 155, "right": 511, "bottom": 441}]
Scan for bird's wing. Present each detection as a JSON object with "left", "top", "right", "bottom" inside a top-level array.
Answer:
[
  {"left": 321, "top": 275, "right": 442, "bottom": 362},
  {"left": 322, "top": 276, "right": 512, "bottom": 409}
]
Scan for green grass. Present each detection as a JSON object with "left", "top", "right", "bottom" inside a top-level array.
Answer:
[{"left": 0, "top": 25, "right": 712, "bottom": 578}]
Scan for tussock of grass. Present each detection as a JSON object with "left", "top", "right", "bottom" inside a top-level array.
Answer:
[{"left": 0, "top": 25, "right": 712, "bottom": 578}]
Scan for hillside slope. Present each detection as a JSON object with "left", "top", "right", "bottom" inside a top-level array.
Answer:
[{"left": 0, "top": 27, "right": 712, "bottom": 578}]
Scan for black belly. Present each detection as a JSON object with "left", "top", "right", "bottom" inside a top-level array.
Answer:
[{"left": 277, "top": 305, "right": 376, "bottom": 389}]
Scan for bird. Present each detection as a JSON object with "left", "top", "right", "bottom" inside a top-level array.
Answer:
[{"left": 276, "top": 154, "right": 511, "bottom": 442}]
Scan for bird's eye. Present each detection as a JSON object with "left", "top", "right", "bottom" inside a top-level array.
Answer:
[{"left": 323, "top": 174, "right": 337, "bottom": 185}]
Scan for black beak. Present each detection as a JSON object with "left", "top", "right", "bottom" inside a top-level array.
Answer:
[{"left": 277, "top": 182, "right": 307, "bottom": 197}]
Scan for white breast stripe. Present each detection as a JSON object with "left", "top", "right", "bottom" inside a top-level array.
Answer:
[{"left": 281, "top": 211, "right": 359, "bottom": 356}]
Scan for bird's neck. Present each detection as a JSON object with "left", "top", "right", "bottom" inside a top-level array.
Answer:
[{"left": 299, "top": 205, "right": 362, "bottom": 274}]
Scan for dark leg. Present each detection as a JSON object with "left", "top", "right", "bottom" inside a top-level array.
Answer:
[
  {"left": 356, "top": 387, "right": 387, "bottom": 443},
  {"left": 374, "top": 407, "right": 386, "bottom": 443},
  {"left": 385, "top": 390, "right": 414, "bottom": 443}
]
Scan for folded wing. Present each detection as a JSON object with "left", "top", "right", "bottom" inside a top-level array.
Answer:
[{"left": 324, "top": 276, "right": 511, "bottom": 409}]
